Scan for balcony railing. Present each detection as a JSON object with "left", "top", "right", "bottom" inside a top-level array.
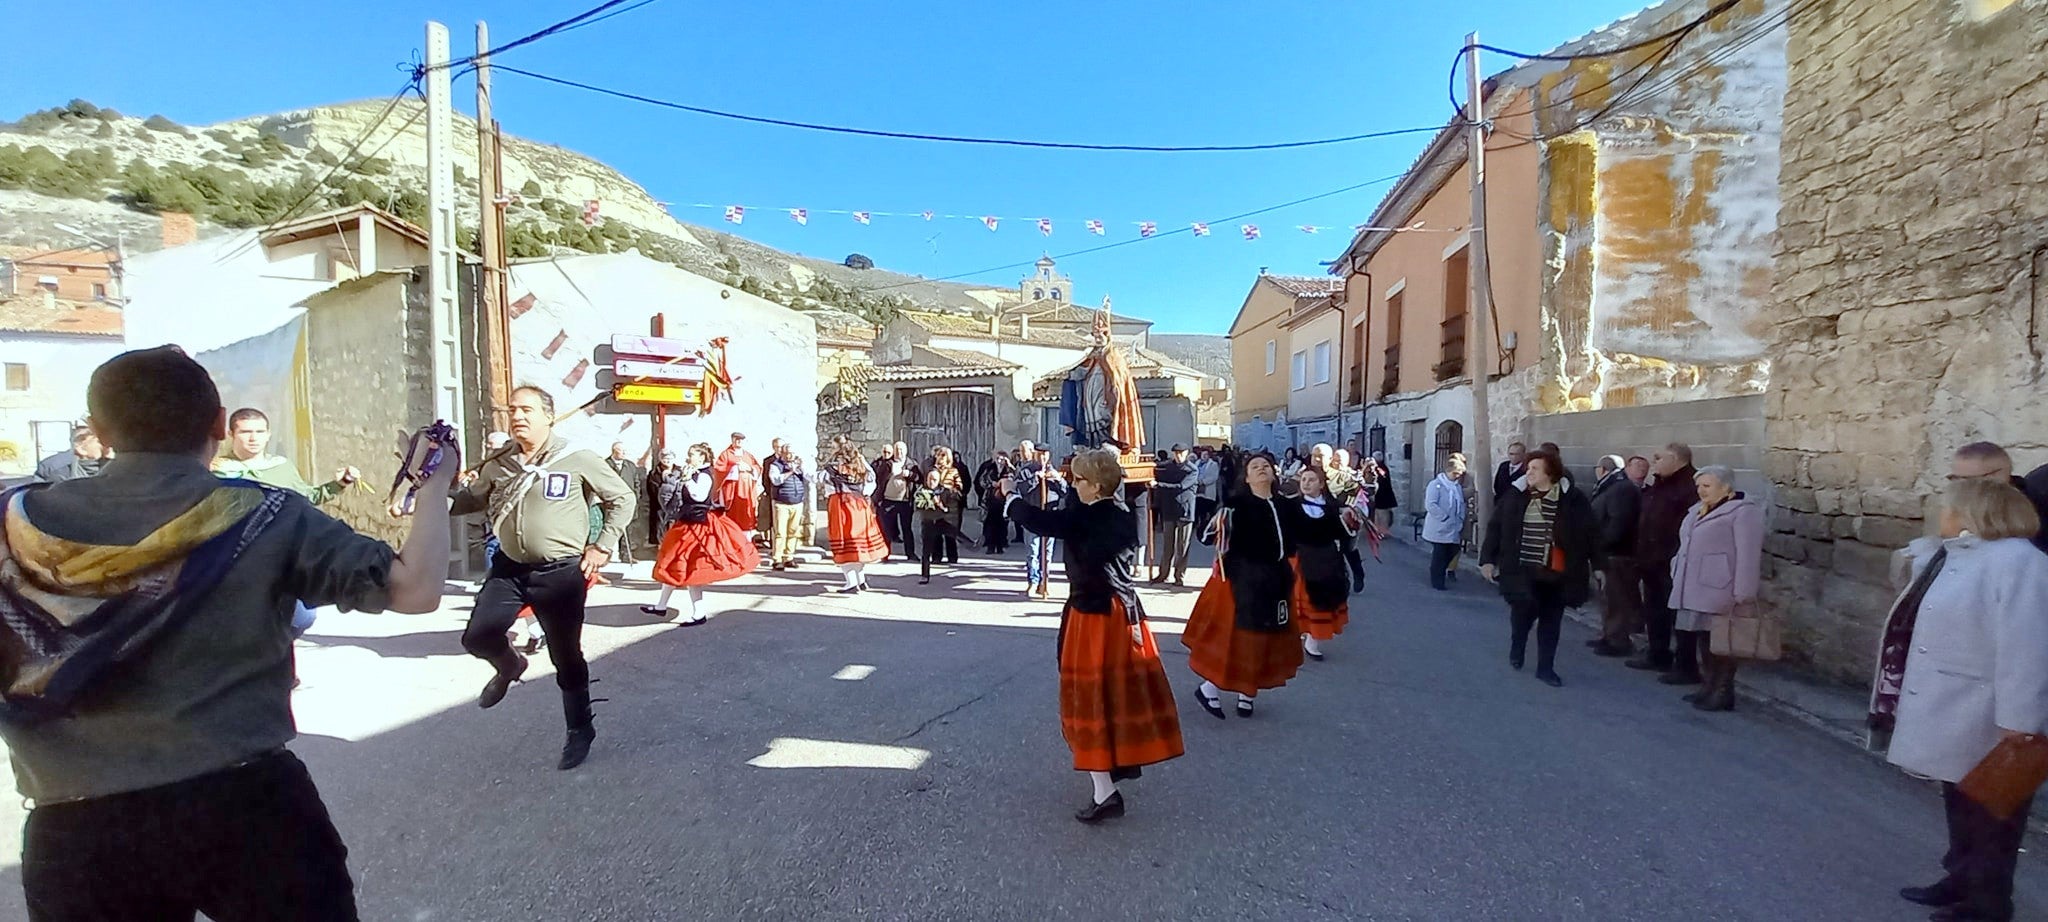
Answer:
[{"left": 1435, "top": 314, "right": 1467, "bottom": 381}]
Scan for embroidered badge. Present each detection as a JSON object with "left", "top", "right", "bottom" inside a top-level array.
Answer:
[{"left": 543, "top": 472, "right": 571, "bottom": 500}]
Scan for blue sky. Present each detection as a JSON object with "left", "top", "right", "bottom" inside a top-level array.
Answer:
[{"left": 6, "top": 1, "right": 1650, "bottom": 333}]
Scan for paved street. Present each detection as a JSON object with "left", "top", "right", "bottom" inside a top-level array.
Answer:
[{"left": 2, "top": 537, "right": 2044, "bottom": 921}]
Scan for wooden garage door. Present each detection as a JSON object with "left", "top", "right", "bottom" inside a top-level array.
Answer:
[{"left": 900, "top": 387, "right": 995, "bottom": 471}]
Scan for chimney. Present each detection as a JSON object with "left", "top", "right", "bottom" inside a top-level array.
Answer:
[
  {"left": 1259, "top": 266, "right": 1269, "bottom": 276},
  {"left": 161, "top": 212, "right": 197, "bottom": 249},
  {"left": 1019, "top": 314, "right": 1030, "bottom": 340}
]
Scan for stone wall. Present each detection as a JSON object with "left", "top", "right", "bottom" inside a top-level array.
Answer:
[
  {"left": 1763, "top": 0, "right": 2048, "bottom": 683},
  {"left": 301, "top": 271, "right": 432, "bottom": 547}
]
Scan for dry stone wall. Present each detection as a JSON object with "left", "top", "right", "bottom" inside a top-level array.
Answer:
[{"left": 1763, "top": 0, "right": 2048, "bottom": 683}]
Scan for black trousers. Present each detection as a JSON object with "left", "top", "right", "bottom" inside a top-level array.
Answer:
[
  {"left": 1939, "top": 782, "right": 2035, "bottom": 920},
  {"left": 879, "top": 500, "right": 916, "bottom": 558},
  {"left": 1428, "top": 541, "right": 1461, "bottom": 589},
  {"left": 1195, "top": 497, "right": 1218, "bottom": 535},
  {"left": 23, "top": 751, "right": 356, "bottom": 922},
  {"left": 463, "top": 556, "right": 591, "bottom": 727},
  {"left": 982, "top": 501, "right": 1009, "bottom": 552},
  {"left": 920, "top": 520, "right": 963, "bottom": 578},
  {"left": 1340, "top": 533, "right": 1366, "bottom": 586},
  {"left": 1509, "top": 578, "right": 1567, "bottom": 674},
  {"left": 1640, "top": 562, "right": 1676, "bottom": 668}
]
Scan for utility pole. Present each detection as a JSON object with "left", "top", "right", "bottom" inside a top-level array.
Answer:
[
  {"left": 1464, "top": 32, "right": 1496, "bottom": 538},
  {"left": 475, "top": 21, "right": 512, "bottom": 434},
  {"left": 426, "top": 22, "right": 467, "bottom": 573}
]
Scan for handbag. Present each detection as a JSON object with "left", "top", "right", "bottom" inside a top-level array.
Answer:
[
  {"left": 1709, "top": 601, "right": 1782, "bottom": 661},
  {"left": 1959, "top": 734, "right": 2048, "bottom": 820}
]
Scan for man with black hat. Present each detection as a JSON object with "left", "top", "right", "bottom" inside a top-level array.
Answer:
[
  {"left": 0, "top": 346, "right": 455, "bottom": 920},
  {"left": 1151, "top": 443, "right": 1196, "bottom": 584}
]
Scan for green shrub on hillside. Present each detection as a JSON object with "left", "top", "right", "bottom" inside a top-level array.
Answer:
[
  {"left": 0, "top": 144, "right": 115, "bottom": 198},
  {"left": 306, "top": 145, "right": 340, "bottom": 167},
  {"left": 142, "top": 114, "right": 183, "bottom": 133}
]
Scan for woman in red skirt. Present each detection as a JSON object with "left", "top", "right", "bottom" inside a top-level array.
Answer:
[
  {"left": 823, "top": 438, "right": 887, "bottom": 593},
  {"left": 642, "top": 442, "right": 759, "bottom": 624},
  {"left": 1001, "top": 447, "right": 1183, "bottom": 823},
  {"left": 1293, "top": 466, "right": 1361, "bottom": 661},
  {"left": 1184, "top": 452, "right": 1304, "bottom": 718}
]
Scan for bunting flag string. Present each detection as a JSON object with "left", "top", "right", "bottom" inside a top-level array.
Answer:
[{"left": 665, "top": 201, "right": 1450, "bottom": 239}]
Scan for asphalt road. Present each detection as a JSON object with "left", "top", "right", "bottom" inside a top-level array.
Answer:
[{"left": 1, "top": 536, "right": 2043, "bottom": 921}]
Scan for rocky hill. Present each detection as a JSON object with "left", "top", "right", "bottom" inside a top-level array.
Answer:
[{"left": 0, "top": 98, "right": 1016, "bottom": 324}]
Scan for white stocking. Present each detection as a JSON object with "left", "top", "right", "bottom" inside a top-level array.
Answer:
[
  {"left": 657, "top": 585, "right": 676, "bottom": 610},
  {"left": 1198, "top": 680, "right": 1220, "bottom": 702},
  {"left": 687, "top": 586, "right": 706, "bottom": 618},
  {"left": 1088, "top": 770, "right": 1116, "bottom": 804},
  {"left": 1303, "top": 635, "right": 1323, "bottom": 656},
  {"left": 839, "top": 564, "right": 860, "bottom": 589}
]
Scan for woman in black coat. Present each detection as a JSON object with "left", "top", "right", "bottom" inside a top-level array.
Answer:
[{"left": 1479, "top": 451, "right": 1596, "bottom": 688}]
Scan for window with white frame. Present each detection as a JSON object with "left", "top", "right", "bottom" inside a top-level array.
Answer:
[
  {"left": 1290, "top": 350, "right": 1306, "bottom": 391},
  {"left": 1313, "top": 341, "right": 1331, "bottom": 385},
  {"left": 1264, "top": 340, "right": 1277, "bottom": 375}
]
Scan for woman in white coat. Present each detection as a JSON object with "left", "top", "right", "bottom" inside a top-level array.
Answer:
[
  {"left": 1423, "top": 453, "right": 1467, "bottom": 591},
  {"left": 1871, "top": 478, "right": 2048, "bottom": 922}
]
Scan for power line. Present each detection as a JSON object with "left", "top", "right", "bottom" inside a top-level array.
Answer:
[
  {"left": 1464, "top": 0, "right": 1743, "bottom": 62},
  {"left": 851, "top": 171, "right": 1416, "bottom": 295},
  {"left": 213, "top": 79, "right": 423, "bottom": 264},
  {"left": 492, "top": 65, "right": 1445, "bottom": 152},
  {"left": 428, "top": 0, "right": 656, "bottom": 73}
]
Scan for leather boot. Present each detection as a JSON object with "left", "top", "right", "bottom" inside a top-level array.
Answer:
[
  {"left": 558, "top": 685, "right": 597, "bottom": 770},
  {"left": 477, "top": 649, "right": 528, "bottom": 709},
  {"left": 1693, "top": 653, "right": 1736, "bottom": 712}
]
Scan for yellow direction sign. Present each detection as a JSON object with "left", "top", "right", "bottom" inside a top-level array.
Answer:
[{"left": 614, "top": 383, "right": 702, "bottom": 405}]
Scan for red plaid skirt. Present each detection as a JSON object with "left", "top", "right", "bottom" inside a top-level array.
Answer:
[
  {"left": 828, "top": 494, "right": 887, "bottom": 564},
  {"left": 1060, "top": 600, "right": 1184, "bottom": 772},
  {"left": 1181, "top": 565, "right": 1303, "bottom": 694}
]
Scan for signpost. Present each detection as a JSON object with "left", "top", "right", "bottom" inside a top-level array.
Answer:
[{"left": 607, "top": 333, "right": 709, "bottom": 411}]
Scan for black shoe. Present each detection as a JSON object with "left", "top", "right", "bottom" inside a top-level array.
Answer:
[
  {"left": 1658, "top": 672, "right": 1703, "bottom": 686},
  {"left": 639, "top": 605, "right": 668, "bottom": 616},
  {"left": 1536, "top": 671, "right": 1564, "bottom": 688},
  {"left": 1625, "top": 657, "right": 1669, "bottom": 672},
  {"left": 1900, "top": 884, "right": 1962, "bottom": 908},
  {"left": 1929, "top": 908, "right": 2000, "bottom": 922},
  {"left": 1235, "top": 697, "right": 1255, "bottom": 718},
  {"left": 918, "top": 578, "right": 931, "bottom": 585},
  {"left": 1682, "top": 691, "right": 1703, "bottom": 703},
  {"left": 522, "top": 635, "right": 545, "bottom": 655},
  {"left": 772, "top": 563, "right": 787, "bottom": 571},
  {"left": 558, "top": 724, "right": 596, "bottom": 770},
  {"left": 478, "top": 653, "right": 528, "bottom": 709},
  {"left": 1192, "top": 687, "right": 1226, "bottom": 720},
  {"left": 1591, "top": 642, "right": 1631, "bottom": 658},
  {"left": 1693, "top": 692, "right": 1735, "bottom": 712},
  {"left": 1509, "top": 654, "right": 1525, "bottom": 671},
  {"left": 1075, "top": 791, "right": 1126, "bottom": 824},
  {"left": 833, "top": 585, "right": 861, "bottom": 595}
]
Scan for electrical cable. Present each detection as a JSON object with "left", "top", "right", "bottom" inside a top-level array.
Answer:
[
  {"left": 428, "top": 0, "right": 653, "bottom": 74},
  {"left": 1464, "top": 0, "right": 1743, "bottom": 62},
  {"left": 491, "top": 65, "right": 1444, "bottom": 152},
  {"left": 213, "top": 79, "right": 422, "bottom": 264}
]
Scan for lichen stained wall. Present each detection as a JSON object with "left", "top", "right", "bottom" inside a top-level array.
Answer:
[{"left": 1532, "top": 0, "right": 1785, "bottom": 413}]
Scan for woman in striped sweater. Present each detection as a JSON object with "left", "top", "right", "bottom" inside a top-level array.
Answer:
[{"left": 1479, "top": 451, "right": 1596, "bottom": 688}]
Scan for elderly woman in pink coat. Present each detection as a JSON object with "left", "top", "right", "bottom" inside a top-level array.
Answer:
[{"left": 1667, "top": 465, "right": 1764, "bottom": 712}]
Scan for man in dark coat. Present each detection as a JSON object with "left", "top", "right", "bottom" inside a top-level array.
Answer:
[
  {"left": 1626, "top": 443, "right": 1701, "bottom": 681},
  {"left": 33, "top": 426, "right": 109, "bottom": 484},
  {"left": 1479, "top": 451, "right": 1595, "bottom": 688},
  {"left": 1587, "top": 454, "right": 1643, "bottom": 658},
  {"left": 604, "top": 442, "right": 644, "bottom": 565},
  {"left": 1493, "top": 441, "right": 1529, "bottom": 503},
  {"left": 1150, "top": 444, "right": 1197, "bottom": 585},
  {"left": 1950, "top": 442, "right": 2048, "bottom": 555}
]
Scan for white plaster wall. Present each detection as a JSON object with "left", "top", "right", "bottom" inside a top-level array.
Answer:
[
  {"left": 927, "top": 335, "right": 1084, "bottom": 382},
  {"left": 0, "top": 334, "right": 128, "bottom": 474},
  {"left": 506, "top": 253, "right": 818, "bottom": 466},
  {"left": 197, "top": 316, "right": 307, "bottom": 477},
  {"left": 122, "top": 232, "right": 332, "bottom": 354}
]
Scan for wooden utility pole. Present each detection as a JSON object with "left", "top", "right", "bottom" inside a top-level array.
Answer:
[
  {"left": 475, "top": 21, "right": 513, "bottom": 434},
  {"left": 1464, "top": 33, "right": 1497, "bottom": 537}
]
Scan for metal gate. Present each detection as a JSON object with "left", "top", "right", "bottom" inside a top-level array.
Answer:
[{"left": 899, "top": 387, "right": 995, "bottom": 472}]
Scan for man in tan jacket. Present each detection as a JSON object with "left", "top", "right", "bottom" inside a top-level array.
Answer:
[{"left": 450, "top": 385, "right": 634, "bottom": 770}]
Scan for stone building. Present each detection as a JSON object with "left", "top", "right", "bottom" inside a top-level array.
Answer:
[
  {"left": 1326, "top": 0, "right": 1787, "bottom": 519},
  {"left": 1760, "top": 0, "right": 2048, "bottom": 682}
]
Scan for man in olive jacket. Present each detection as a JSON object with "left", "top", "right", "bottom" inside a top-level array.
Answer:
[{"left": 1626, "top": 443, "right": 1700, "bottom": 680}]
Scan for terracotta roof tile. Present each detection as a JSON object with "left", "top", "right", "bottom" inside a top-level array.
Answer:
[
  {"left": 0, "top": 297, "right": 123, "bottom": 337},
  {"left": 1262, "top": 275, "right": 1346, "bottom": 299}
]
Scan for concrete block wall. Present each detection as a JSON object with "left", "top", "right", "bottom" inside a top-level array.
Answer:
[{"left": 1528, "top": 394, "right": 1769, "bottom": 502}]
